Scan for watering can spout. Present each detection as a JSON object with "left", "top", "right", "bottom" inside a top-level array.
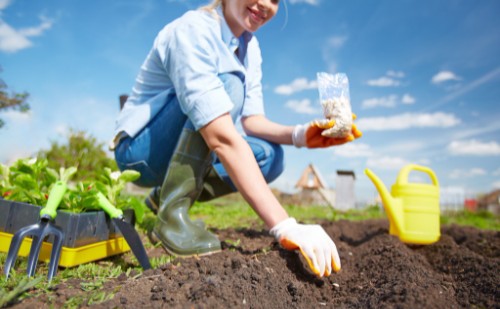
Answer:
[{"left": 364, "top": 168, "right": 404, "bottom": 234}]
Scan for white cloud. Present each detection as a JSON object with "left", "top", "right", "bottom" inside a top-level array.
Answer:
[
  {"left": 431, "top": 70, "right": 461, "bottom": 84},
  {"left": 366, "top": 70, "right": 405, "bottom": 87},
  {"left": 2, "top": 110, "right": 32, "bottom": 124},
  {"left": 362, "top": 94, "right": 415, "bottom": 109},
  {"left": 425, "top": 67, "right": 500, "bottom": 111},
  {"left": 0, "top": 0, "right": 11, "bottom": 10},
  {"left": 386, "top": 70, "right": 405, "bottom": 78},
  {"left": 449, "top": 168, "right": 487, "bottom": 179},
  {"left": 333, "top": 143, "right": 373, "bottom": 157},
  {"left": 0, "top": 22, "right": 32, "bottom": 52},
  {"left": 54, "top": 124, "right": 68, "bottom": 136},
  {"left": 362, "top": 95, "right": 398, "bottom": 109},
  {"left": 0, "top": 13, "right": 53, "bottom": 53},
  {"left": 366, "top": 76, "right": 400, "bottom": 87},
  {"left": 327, "top": 35, "right": 348, "bottom": 49},
  {"left": 492, "top": 181, "right": 500, "bottom": 189},
  {"left": 383, "top": 141, "right": 426, "bottom": 154},
  {"left": 401, "top": 94, "right": 416, "bottom": 105},
  {"left": 367, "top": 156, "right": 408, "bottom": 170},
  {"left": 357, "top": 112, "right": 460, "bottom": 131},
  {"left": 322, "top": 35, "right": 348, "bottom": 74},
  {"left": 289, "top": 0, "right": 320, "bottom": 5},
  {"left": 19, "top": 15, "right": 53, "bottom": 36},
  {"left": 275, "top": 78, "right": 317, "bottom": 95},
  {"left": 448, "top": 139, "right": 500, "bottom": 156},
  {"left": 285, "top": 99, "right": 318, "bottom": 115}
]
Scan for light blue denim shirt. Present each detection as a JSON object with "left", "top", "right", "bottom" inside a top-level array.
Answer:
[{"left": 115, "top": 7, "right": 265, "bottom": 139}]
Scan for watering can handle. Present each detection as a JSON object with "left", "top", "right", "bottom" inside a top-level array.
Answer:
[{"left": 397, "top": 164, "right": 439, "bottom": 187}]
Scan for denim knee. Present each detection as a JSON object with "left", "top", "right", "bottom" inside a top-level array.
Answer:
[
  {"left": 212, "top": 136, "right": 284, "bottom": 189},
  {"left": 246, "top": 136, "right": 284, "bottom": 183}
]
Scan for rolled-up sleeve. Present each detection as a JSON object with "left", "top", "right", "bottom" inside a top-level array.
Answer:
[{"left": 158, "top": 21, "right": 234, "bottom": 130}]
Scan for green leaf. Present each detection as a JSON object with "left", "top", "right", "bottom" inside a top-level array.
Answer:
[
  {"left": 129, "top": 198, "right": 146, "bottom": 223},
  {"left": 44, "top": 167, "right": 59, "bottom": 184},
  {"left": 11, "top": 174, "right": 37, "bottom": 190},
  {"left": 60, "top": 166, "right": 78, "bottom": 182},
  {"left": 16, "top": 161, "right": 35, "bottom": 176},
  {"left": 118, "top": 170, "right": 140, "bottom": 183}
]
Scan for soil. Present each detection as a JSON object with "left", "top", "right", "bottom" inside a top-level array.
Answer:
[{"left": 7, "top": 219, "right": 500, "bottom": 309}]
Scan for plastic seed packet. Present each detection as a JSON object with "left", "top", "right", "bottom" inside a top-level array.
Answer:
[{"left": 317, "top": 72, "right": 353, "bottom": 138}]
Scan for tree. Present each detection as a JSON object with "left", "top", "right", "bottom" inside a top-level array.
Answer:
[
  {"left": 37, "top": 129, "right": 118, "bottom": 181},
  {"left": 0, "top": 68, "right": 30, "bottom": 129}
]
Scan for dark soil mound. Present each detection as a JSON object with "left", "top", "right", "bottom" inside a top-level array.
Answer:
[{"left": 10, "top": 219, "right": 500, "bottom": 308}]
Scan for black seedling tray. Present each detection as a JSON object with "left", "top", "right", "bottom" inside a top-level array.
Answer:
[{"left": 0, "top": 198, "right": 134, "bottom": 248}]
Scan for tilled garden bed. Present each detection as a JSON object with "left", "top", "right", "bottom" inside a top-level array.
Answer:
[{"left": 8, "top": 219, "right": 499, "bottom": 308}]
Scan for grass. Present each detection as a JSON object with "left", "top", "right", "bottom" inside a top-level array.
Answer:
[
  {"left": 190, "top": 197, "right": 499, "bottom": 231},
  {"left": 1, "top": 194, "right": 498, "bottom": 308},
  {"left": 441, "top": 209, "right": 500, "bottom": 230}
]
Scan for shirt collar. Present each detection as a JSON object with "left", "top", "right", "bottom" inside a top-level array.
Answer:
[{"left": 216, "top": 6, "right": 253, "bottom": 53}]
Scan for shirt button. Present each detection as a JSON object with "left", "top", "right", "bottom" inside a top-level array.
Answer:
[{"left": 231, "top": 38, "right": 239, "bottom": 45}]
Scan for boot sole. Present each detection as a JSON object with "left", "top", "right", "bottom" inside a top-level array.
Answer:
[{"left": 151, "top": 231, "right": 222, "bottom": 257}]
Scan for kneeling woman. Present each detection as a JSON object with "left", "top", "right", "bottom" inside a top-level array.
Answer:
[{"left": 112, "top": 0, "right": 361, "bottom": 277}]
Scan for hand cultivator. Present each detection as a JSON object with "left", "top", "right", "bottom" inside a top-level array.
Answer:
[{"left": 4, "top": 180, "right": 67, "bottom": 280}]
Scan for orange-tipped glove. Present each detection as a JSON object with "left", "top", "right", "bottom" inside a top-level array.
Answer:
[
  {"left": 270, "top": 218, "right": 341, "bottom": 277},
  {"left": 292, "top": 115, "right": 362, "bottom": 148}
]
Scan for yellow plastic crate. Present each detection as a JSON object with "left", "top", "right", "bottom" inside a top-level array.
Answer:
[{"left": 0, "top": 232, "right": 130, "bottom": 267}]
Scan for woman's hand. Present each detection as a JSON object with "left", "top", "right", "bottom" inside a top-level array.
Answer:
[
  {"left": 293, "top": 114, "right": 362, "bottom": 148},
  {"left": 270, "top": 218, "right": 341, "bottom": 277}
]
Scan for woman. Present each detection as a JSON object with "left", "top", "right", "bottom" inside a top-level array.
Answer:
[{"left": 112, "top": 0, "right": 361, "bottom": 277}]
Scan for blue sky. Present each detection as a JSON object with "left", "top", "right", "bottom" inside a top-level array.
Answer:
[{"left": 1, "top": 0, "right": 499, "bottom": 203}]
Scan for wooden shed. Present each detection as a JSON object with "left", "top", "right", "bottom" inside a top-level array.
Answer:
[{"left": 294, "top": 164, "right": 334, "bottom": 207}]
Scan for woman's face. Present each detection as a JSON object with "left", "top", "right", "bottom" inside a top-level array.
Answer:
[{"left": 223, "top": 0, "right": 279, "bottom": 37}]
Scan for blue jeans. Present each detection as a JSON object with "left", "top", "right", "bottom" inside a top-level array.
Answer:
[{"left": 114, "top": 73, "right": 284, "bottom": 190}]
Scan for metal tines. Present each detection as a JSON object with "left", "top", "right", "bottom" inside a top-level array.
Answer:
[{"left": 4, "top": 216, "right": 64, "bottom": 280}]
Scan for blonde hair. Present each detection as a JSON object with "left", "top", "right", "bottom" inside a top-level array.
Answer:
[{"left": 199, "top": 0, "right": 222, "bottom": 13}]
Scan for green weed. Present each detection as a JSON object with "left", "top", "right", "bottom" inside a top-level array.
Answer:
[
  {"left": 0, "top": 275, "right": 44, "bottom": 308},
  {"left": 150, "top": 255, "right": 176, "bottom": 268}
]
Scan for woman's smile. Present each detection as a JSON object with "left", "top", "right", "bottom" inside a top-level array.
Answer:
[
  {"left": 247, "top": 6, "right": 266, "bottom": 24},
  {"left": 224, "top": 0, "right": 278, "bottom": 36}
]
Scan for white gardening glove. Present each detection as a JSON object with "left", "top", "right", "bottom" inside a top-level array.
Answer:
[
  {"left": 270, "top": 218, "right": 341, "bottom": 277},
  {"left": 292, "top": 115, "right": 362, "bottom": 148}
]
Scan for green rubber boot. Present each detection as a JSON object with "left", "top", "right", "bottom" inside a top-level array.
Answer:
[
  {"left": 197, "top": 167, "right": 235, "bottom": 202},
  {"left": 153, "top": 128, "right": 221, "bottom": 256},
  {"left": 145, "top": 163, "right": 235, "bottom": 214}
]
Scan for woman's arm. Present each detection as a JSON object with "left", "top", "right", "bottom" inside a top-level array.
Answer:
[
  {"left": 199, "top": 113, "right": 289, "bottom": 228},
  {"left": 200, "top": 113, "right": 342, "bottom": 277},
  {"left": 241, "top": 115, "right": 294, "bottom": 145}
]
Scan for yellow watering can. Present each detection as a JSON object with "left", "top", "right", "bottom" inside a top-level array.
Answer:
[{"left": 364, "top": 164, "right": 440, "bottom": 245}]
